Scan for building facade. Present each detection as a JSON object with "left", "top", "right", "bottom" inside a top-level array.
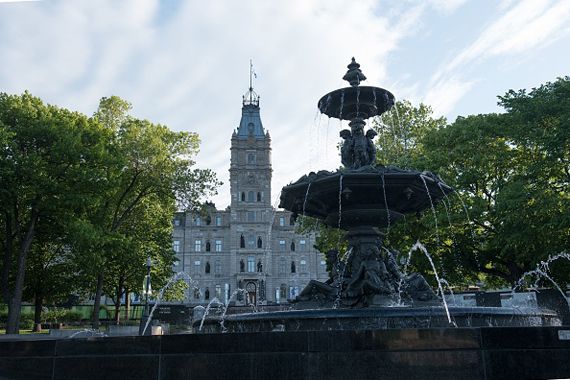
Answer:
[{"left": 172, "top": 86, "right": 328, "bottom": 306}]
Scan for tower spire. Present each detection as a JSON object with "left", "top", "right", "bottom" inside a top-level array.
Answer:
[
  {"left": 249, "top": 59, "right": 254, "bottom": 92},
  {"left": 243, "top": 59, "right": 259, "bottom": 107}
]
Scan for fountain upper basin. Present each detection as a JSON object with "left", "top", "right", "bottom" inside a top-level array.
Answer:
[
  {"left": 279, "top": 166, "right": 452, "bottom": 229},
  {"left": 318, "top": 86, "right": 395, "bottom": 120}
]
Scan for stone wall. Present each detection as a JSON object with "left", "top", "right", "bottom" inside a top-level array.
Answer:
[{"left": 1, "top": 327, "right": 570, "bottom": 379}]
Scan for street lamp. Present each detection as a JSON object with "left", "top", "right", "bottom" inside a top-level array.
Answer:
[{"left": 139, "top": 257, "right": 152, "bottom": 335}]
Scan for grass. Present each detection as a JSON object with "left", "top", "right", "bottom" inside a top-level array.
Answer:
[{"left": 0, "top": 329, "right": 49, "bottom": 335}]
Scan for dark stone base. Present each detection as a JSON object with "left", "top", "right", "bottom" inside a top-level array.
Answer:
[
  {"left": 196, "top": 306, "right": 562, "bottom": 334},
  {"left": 1, "top": 327, "right": 570, "bottom": 379}
]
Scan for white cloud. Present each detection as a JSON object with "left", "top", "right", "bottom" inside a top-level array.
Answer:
[
  {"left": 427, "top": 0, "right": 468, "bottom": 14},
  {"left": 433, "top": 0, "right": 570, "bottom": 82},
  {"left": 1, "top": 0, "right": 568, "bottom": 208},
  {"left": 423, "top": 0, "right": 570, "bottom": 119},
  {"left": 424, "top": 76, "right": 476, "bottom": 117}
]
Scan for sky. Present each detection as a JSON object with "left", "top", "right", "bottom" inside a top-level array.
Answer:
[{"left": 1, "top": 0, "right": 569, "bottom": 209}]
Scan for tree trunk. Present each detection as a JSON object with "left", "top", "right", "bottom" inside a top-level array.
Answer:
[
  {"left": 124, "top": 287, "right": 130, "bottom": 321},
  {"left": 92, "top": 271, "right": 104, "bottom": 330},
  {"left": 113, "top": 277, "right": 124, "bottom": 325},
  {"left": 6, "top": 209, "right": 39, "bottom": 334},
  {"left": 33, "top": 293, "right": 43, "bottom": 333},
  {"left": 1, "top": 211, "right": 14, "bottom": 304}
]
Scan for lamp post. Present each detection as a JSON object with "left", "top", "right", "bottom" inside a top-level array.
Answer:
[{"left": 139, "top": 257, "right": 152, "bottom": 335}]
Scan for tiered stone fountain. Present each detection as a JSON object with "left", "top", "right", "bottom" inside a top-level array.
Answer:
[{"left": 196, "top": 59, "right": 561, "bottom": 333}]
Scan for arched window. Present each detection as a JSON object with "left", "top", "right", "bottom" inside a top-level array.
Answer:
[
  {"left": 248, "top": 191, "right": 254, "bottom": 202},
  {"left": 257, "top": 236, "right": 262, "bottom": 249},
  {"left": 290, "top": 215, "right": 295, "bottom": 225},
  {"left": 257, "top": 192, "right": 262, "bottom": 202},
  {"left": 257, "top": 260, "right": 263, "bottom": 272},
  {"left": 247, "top": 153, "right": 255, "bottom": 164},
  {"left": 290, "top": 242, "right": 295, "bottom": 251},
  {"left": 205, "top": 262, "right": 211, "bottom": 274},
  {"left": 205, "top": 288, "right": 210, "bottom": 300},
  {"left": 240, "top": 259, "right": 245, "bottom": 273},
  {"left": 205, "top": 241, "right": 211, "bottom": 252},
  {"left": 240, "top": 234, "right": 245, "bottom": 248},
  {"left": 241, "top": 192, "right": 245, "bottom": 202},
  {"left": 291, "top": 261, "right": 296, "bottom": 273}
]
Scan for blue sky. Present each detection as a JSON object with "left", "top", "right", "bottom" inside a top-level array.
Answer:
[{"left": 1, "top": 0, "right": 569, "bottom": 208}]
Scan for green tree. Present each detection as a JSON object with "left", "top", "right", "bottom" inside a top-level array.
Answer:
[
  {"left": 73, "top": 97, "right": 221, "bottom": 327},
  {"left": 373, "top": 99, "right": 447, "bottom": 168},
  {"left": 0, "top": 92, "right": 107, "bottom": 333},
  {"left": 414, "top": 77, "right": 570, "bottom": 287}
]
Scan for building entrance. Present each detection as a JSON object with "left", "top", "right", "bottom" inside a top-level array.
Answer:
[{"left": 246, "top": 281, "right": 257, "bottom": 305}]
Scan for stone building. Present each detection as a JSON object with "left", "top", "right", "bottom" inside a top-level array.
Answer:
[{"left": 172, "top": 85, "right": 328, "bottom": 306}]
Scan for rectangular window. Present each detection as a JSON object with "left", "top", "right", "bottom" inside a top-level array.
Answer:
[
  {"left": 279, "top": 240, "right": 286, "bottom": 251},
  {"left": 247, "top": 256, "right": 255, "bottom": 273},
  {"left": 215, "top": 240, "right": 222, "bottom": 252},
  {"left": 194, "top": 240, "right": 201, "bottom": 252},
  {"left": 215, "top": 285, "right": 222, "bottom": 299},
  {"left": 247, "top": 211, "right": 255, "bottom": 222},
  {"left": 215, "top": 260, "right": 222, "bottom": 274},
  {"left": 193, "top": 260, "right": 201, "bottom": 274},
  {"left": 195, "top": 217, "right": 201, "bottom": 226},
  {"left": 215, "top": 215, "right": 222, "bottom": 226},
  {"left": 173, "top": 240, "right": 180, "bottom": 252},
  {"left": 300, "top": 259, "right": 307, "bottom": 272},
  {"left": 174, "top": 219, "right": 180, "bottom": 226},
  {"left": 300, "top": 240, "right": 306, "bottom": 250},
  {"left": 289, "top": 286, "right": 299, "bottom": 299},
  {"left": 279, "top": 258, "right": 286, "bottom": 274},
  {"left": 279, "top": 217, "right": 285, "bottom": 226}
]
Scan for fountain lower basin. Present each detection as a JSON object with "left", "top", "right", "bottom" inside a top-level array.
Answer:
[{"left": 195, "top": 306, "right": 561, "bottom": 333}]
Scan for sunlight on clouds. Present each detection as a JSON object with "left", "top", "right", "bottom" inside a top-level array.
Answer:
[
  {"left": 438, "top": 0, "right": 570, "bottom": 78},
  {"left": 424, "top": 76, "right": 475, "bottom": 117},
  {"left": 2, "top": 0, "right": 566, "bottom": 207},
  {"left": 427, "top": 0, "right": 468, "bottom": 14}
]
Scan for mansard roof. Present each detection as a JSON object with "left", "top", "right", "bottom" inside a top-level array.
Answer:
[{"left": 233, "top": 78, "right": 267, "bottom": 140}]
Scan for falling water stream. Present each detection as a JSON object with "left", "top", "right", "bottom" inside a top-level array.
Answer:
[
  {"left": 142, "top": 272, "right": 197, "bottom": 335},
  {"left": 401, "top": 241, "right": 454, "bottom": 325},
  {"left": 513, "top": 252, "right": 570, "bottom": 311},
  {"left": 337, "top": 174, "right": 344, "bottom": 251},
  {"left": 339, "top": 90, "right": 345, "bottom": 121},
  {"left": 380, "top": 173, "right": 391, "bottom": 235},
  {"left": 303, "top": 182, "right": 312, "bottom": 216},
  {"left": 333, "top": 247, "right": 353, "bottom": 309}
]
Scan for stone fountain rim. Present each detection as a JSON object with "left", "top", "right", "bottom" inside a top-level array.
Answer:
[
  {"left": 283, "top": 166, "right": 452, "bottom": 192},
  {"left": 203, "top": 306, "right": 559, "bottom": 323}
]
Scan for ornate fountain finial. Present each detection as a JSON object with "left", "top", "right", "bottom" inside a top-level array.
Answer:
[{"left": 342, "top": 57, "right": 367, "bottom": 87}]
